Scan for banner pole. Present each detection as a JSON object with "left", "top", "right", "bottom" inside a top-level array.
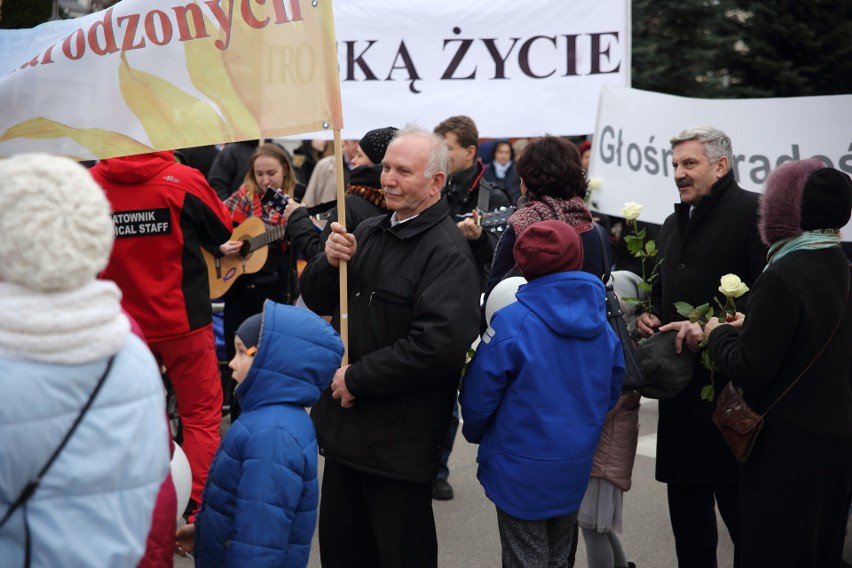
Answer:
[{"left": 333, "top": 129, "right": 349, "bottom": 364}]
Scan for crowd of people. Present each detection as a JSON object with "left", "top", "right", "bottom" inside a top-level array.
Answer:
[{"left": 1, "top": 118, "right": 850, "bottom": 568}]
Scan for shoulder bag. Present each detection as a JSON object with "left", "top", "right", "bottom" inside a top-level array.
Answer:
[{"left": 594, "top": 222, "right": 644, "bottom": 392}]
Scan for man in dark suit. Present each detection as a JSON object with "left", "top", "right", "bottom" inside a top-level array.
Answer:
[{"left": 636, "top": 126, "right": 767, "bottom": 568}]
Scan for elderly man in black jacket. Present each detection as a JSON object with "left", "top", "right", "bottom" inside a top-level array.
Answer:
[
  {"left": 300, "top": 126, "right": 480, "bottom": 568},
  {"left": 637, "top": 126, "right": 767, "bottom": 568}
]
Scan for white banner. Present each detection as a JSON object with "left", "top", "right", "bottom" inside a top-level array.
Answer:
[
  {"left": 331, "top": 0, "right": 629, "bottom": 138},
  {"left": 590, "top": 86, "right": 852, "bottom": 240},
  {"left": 0, "top": 0, "right": 343, "bottom": 159},
  {"left": 0, "top": 0, "right": 630, "bottom": 158}
]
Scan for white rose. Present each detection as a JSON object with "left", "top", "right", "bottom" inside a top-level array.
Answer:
[
  {"left": 587, "top": 177, "right": 602, "bottom": 190},
  {"left": 620, "top": 201, "right": 643, "bottom": 221},
  {"left": 718, "top": 273, "right": 749, "bottom": 298}
]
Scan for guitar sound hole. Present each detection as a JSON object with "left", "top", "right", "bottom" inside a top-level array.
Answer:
[{"left": 239, "top": 240, "right": 251, "bottom": 257}]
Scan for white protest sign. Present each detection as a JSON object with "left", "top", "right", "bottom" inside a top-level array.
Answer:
[{"left": 591, "top": 86, "right": 852, "bottom": 240}]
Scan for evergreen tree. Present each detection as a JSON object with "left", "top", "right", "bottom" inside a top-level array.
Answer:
[
  {"left": 722, "top": 0, "right": 852, "bottom": 97},
  {"left": 0, "top": 0, "right": 53, "bottom": 29},
  {"left": 632, "top": 0, "right": 739, "bottom": 98}
]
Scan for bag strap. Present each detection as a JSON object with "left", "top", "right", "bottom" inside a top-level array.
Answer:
[
  {"left": 592, "top": 222, "right": 613, "bottom": 284},
  {"left": 0, "top": 356, "right": 115, "bottom": 530},
  {"left": 763, "top": 269, "right": 850, "bottom": 416},
  {"left": 475, "top": 180, "right": 491, "bottom": 213}
]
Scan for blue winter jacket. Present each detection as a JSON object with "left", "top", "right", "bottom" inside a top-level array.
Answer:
[
  {"left": 460, "top": 271, "right": 624, "bottom": 520},
  {"left": 0, "top": 336, "right": 169, "bottom": 567},
  {"left": 194, "top": 302, "right": 344, "bottom": 567}
]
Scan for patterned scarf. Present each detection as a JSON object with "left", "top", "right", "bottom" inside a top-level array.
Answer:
[
  {"left": 503, "top": 195, "right": 594, "bottom": 277},
  {"left": 347, "top": 184, "right": 388, "bottom": 210},
  {"left": 509, "top": 194, "right": 594, "bottom": 237}
]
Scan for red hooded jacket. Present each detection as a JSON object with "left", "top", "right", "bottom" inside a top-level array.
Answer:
[{"left": 92, "top": 152, "right": 233, "bottom": 340}]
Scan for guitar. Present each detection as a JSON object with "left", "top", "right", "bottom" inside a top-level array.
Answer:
[
  {"left": 456, "top": 205, "right": 517, "bottom": 235},
  {"left": 202, "top": 188, "right": 290, "bottom": 298}
]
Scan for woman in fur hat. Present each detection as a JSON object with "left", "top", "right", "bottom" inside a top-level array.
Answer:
[{"left": 705, "top": 159, "right": 852, "bottom": 567}]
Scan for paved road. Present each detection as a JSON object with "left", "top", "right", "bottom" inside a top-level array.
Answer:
[
  {"left": 177, "top": 399, "right": 739, "bottom": 567},
  {"left": 177, "top": 398, "right": 852, "bottom": 566}
]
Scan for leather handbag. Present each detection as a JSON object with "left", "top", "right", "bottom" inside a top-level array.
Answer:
[
  {"left": 712, "top": 382, "right": 763, "bottom": 463},
  {"left": 713, "top": 270, "right": 849, "bottom": 463}
]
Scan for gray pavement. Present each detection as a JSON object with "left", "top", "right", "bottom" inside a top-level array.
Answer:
[{"left": 176, "top": 398, "right": 852, "bottom": 567}]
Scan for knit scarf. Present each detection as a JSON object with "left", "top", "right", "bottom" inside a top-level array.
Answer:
[
  {"left": 765, "top": 229, "right": 840, "bottom": 269},
  {"left": 346, "top": 184, "right": 388, "bottom": 210},
  {"left": 0, "top": 280, "right": 129, "bottom": 365},
  {"left": 509, "top": 194, "right": 594, "bottom": 237}
]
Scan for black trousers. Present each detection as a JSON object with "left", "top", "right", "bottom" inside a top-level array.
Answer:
[
  {"left": 666, "top": 482, "right": 739, "bottom": 568},
  {"left": 319, "top": 459, "right": 437, "bottom": 568}
]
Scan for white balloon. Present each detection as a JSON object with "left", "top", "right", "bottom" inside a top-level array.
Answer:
[
  {"left": 171, "top": 444, "right": 192, "bottom": 522},
  {"left": 485, "top": 276, "right": 527, "bottom": 327}
]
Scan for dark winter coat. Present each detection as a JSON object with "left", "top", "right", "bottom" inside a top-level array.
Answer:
[
  {"left": 483, "top": 140, "right": 521, "bottom": 204},
  {"left": 207, "top": 140, "right": 259, "bottom": 201},
  {"left": 709, "top": 248, "right": 852, "bottom": 567},
  {"left": 287, "top": 164, "right": 387, "bottom": 263},
  {"left": 300, "top": 198, "right": 481, "bottom": 482},
  {"left": 444, "top": 161, "right": 512, "bottom": 291},
  {"left": 651, "top": 170, "right": 766, "bottom": 486}
]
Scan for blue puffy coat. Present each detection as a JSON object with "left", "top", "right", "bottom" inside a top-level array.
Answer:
[
  {"left": 0, "top": 335, "right": 169, "bottom": 567},
  {"left": 460, "top": 271, "right": 624, "bottom": 520},
  {"left": 194, "top": 302, "right": 344, "bottom": 567}
]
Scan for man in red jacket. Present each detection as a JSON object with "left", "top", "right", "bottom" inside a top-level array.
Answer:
[{"left": 92, "top": 151, "right": 241, "bottom": 521}]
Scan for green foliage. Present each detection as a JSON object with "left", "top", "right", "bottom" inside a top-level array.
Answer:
[
  {"left": 632, "top": 0, "right": 852, "bottom": 98},
  {"left": 632, "top": 0, "right": 740, "bottom": 98},
  {"left": 0, "top": 0, "right": 53, "bottom": 29},
  {"left": 675, "top": 301, "right": 715, "bottom": 325},
  {"left": 721, "top": 0, "right": 852, "bottom": 97}
]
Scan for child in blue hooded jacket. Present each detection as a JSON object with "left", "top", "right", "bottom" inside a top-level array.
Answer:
[
  {"left": 460, "top": 220, "right": 625, "bottom": 568},
  {"left": 176, "top": 300, "right": 343, "bottom": 567}
]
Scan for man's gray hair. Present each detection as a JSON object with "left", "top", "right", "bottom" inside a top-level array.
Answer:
[
  {"left": 392, "top": 124, "right": 450, "bottom": 179},
  {"left": 670, "top": 126, "right": 733, "bottom": 169}
]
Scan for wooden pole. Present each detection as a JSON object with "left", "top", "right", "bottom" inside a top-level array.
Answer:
[{"left": 333, "top": 130, "right": 348, "bottom": 364}]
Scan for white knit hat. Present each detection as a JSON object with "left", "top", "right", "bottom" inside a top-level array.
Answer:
[{"left": 0, "top": 154, "right": 114, "bottom": 291}]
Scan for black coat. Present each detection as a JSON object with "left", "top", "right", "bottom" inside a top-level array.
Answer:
[
  {"left": 484, "top": 161, "right": 521, "bottom": 204},
  {"left": 651, "top": 170, "right": 766, "bottom": 485},
  {"left": 300, "top": 198, "right": 481, "bottom": 482},
  {"left": 287, "top": 165, "right": 387, "bottom": 262},
  {"left": 709, "top": 248, "right": 852, "bottom": 566},
  {"left": 444, "top": 161, "right": 512, "bottom": 291}
]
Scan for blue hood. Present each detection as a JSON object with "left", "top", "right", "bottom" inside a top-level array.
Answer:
[
  {"left": 515, "top": 271, "right": 607, "bottom": 338},
  {"left": 236, "top": 301, "right": 344, "bottom": 410}
]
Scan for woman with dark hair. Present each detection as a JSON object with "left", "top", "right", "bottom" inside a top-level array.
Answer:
[
  {"left": 482, "top": 135, "right": 638, "bottom": 568},
  {"left": 704, "top": 160, "right": 852, "bottom": 567},
  {"left": 222, "top": 143, "right": 302, "bottom": 418},
  {"left": 483, "top": 139, "right": 522, "bottom": 203},
  {"left": 484, "top": 135, "right": 603, "bottom": 303}
]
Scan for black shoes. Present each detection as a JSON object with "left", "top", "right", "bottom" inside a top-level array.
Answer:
[{"left": 432, "top": 479, "right": 454, "bottom": 500}]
